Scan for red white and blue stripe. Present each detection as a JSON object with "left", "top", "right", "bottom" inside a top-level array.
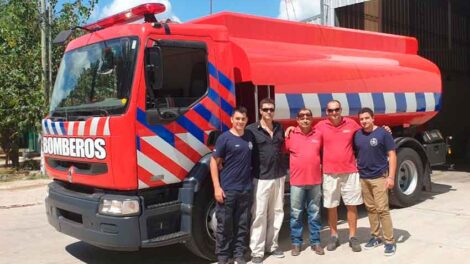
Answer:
[
  {"left": 275, "top": 92, "right": 441, "bottom": 119},
  {"left": 136, "top": 62, "right": 235, "bottom": 188},
  {"left": 42, "top": 117, "right": 111, "bottom": 136}
]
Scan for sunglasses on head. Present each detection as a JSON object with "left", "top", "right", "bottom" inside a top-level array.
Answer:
[
  {"left": 327, "top": 108, "right": 341, "bottom": 113},
  {"left": 261, "top": 108, "right": 275, "bottom": 113}
]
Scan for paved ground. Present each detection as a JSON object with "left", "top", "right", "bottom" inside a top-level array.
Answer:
[{"left": 1, "top": 169, "right": 470, "bottom": 264}]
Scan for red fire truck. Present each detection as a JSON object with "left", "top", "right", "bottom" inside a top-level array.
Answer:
[{"left": 44, "top": 3, "right": 446, "bottom": 260}]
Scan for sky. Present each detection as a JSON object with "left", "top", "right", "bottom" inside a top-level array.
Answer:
[{"left": 81, "top": 0, "right": 321, "bottom": 23}]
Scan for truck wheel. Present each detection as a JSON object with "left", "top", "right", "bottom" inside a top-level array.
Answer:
[
  {"left": 390, "top": 147, "right": 423, "bottom": 207},
  {"left": 185, "top": 181, "right": 217, "bottom": 261}
]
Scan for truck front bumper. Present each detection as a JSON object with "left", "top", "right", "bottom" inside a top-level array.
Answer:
[
  {"left": 45, "top": 181, "right": 141, "bottom": 250},
  {"left": 45, "top": 181, "right": 192, "bottom": 251}
]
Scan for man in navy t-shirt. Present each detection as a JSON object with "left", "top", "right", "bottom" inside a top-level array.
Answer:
[
  {"left": 354, "top": 107, "right": 397, "bottom": 256},
  {"left": 211, "top": 106, "right": 254, "bottom": 264}
]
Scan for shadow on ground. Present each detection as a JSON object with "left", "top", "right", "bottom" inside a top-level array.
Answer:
[
  {"left": 64, "top": 172, "right": 458, "bottom": 263},
  {"left": 417, "top": 182, "right": 455, "bottom": 204},
  {"left": 65, "top": 242, "right": 210, "bottom": 264},
  {"left": 433, "top": 160, "right": 470, "bottom": 173},
  {"left": 276, "top": 226, "right": 411, "bottom": 253},
  {"left": 65, "top": 223, "right": 411, "bottom": 264}
]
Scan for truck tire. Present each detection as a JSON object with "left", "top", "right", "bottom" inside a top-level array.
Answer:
[
  {"left": 185, "top": 181, "right": 217, "bottom": 261},
  {"left": 390, "top": 147, "right": 423, "bottom": 207}
]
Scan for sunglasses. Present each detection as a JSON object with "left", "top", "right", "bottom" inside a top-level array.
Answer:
[
  {"left": 297, "top": 113, "right": 312, "bottom": 119},
  {"left": 327, "top": 108, "right": 341, "bottom": 113},
  {"left": 261, "top": 108, "right": 275, "bottom": 113}
]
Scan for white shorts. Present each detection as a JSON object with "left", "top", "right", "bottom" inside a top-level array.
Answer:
[{"left": 322, "top": 172, "right": 363, "bottom": 208}]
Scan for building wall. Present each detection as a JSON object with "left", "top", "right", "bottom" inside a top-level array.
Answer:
[{"left": 334, "top": 0, "right": 470, "bottom": 161}]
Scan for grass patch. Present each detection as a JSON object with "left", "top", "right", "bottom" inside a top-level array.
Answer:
[{"left": 0, "top": 160, "right": 48, "bottom": 182}]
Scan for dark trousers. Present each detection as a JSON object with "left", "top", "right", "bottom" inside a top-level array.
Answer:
[{"left": 215, "top": 190, "right": 252, "bottom": 262}]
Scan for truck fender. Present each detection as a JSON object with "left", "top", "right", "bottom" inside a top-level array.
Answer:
[
  {"left": 183, "top": 153, "right": 212, "bottom": 193},
  {"left": 181, "top": 153, "right": 217, "bottom": 261},
  {"left": 394, "top": 137, "right": 432, "bottom": 191}
]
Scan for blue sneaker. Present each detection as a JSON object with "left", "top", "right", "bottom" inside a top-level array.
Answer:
[
  {"left": 384, "top": 243, "right": 396, "bottom": 256},
  {"left": 364, "top": 236, "right": 383, "bottom": 250}
]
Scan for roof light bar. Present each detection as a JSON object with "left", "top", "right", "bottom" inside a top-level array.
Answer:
[{"left": 84, "top": 3, "right": 166, "bottom": 31}]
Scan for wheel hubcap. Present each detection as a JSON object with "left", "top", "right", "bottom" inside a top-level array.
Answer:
[
  {"left": 398, "top": 160, "right": 418, "bottom": 195},
  {"left": 205, "top": 200, "right": 217, "bottom": 242}
]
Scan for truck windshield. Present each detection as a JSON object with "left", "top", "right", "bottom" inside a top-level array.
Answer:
[{"left": 49, "top": 37, "right": 138, "bottom": 119}]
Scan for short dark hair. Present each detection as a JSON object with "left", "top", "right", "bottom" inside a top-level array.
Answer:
[
  {"left": 232, "top": 106, "right": 248, "bottom": 116},
  {"left": 259, "top": 98, "right": 275, "bottom": 108},
  {"left": 297, "top": 108, "right": 312, "bottom": 116},
  {"left": 358, "top": 107, "right": 374, "bottom": 117}
]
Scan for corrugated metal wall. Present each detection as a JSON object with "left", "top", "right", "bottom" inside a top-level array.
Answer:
[
  {"left": 335, "top": 0, "right": 470, "bottom": 74},
  {"left": 335, "top": 0, "right": 470, "bottom": 161}
]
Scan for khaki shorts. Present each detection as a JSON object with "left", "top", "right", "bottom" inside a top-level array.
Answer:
[{"left": 322, "top": 172, "right": 363, "bottom": 208}]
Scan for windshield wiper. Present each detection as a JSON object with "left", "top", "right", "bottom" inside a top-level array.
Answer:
[{"left": 51, "top": 107, "right": 110, "bottom": 119}]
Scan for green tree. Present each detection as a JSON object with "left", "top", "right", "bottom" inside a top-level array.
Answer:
[{"left": 0, "top": 0, "right": 97, "bottom": 167}]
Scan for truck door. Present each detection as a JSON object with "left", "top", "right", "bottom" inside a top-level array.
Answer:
[
  {"left": 137, "top": 37, "right": 225, "bottom": 189},
  {"left": 235, "top": 83, "right": 274, "bottom": 123}
]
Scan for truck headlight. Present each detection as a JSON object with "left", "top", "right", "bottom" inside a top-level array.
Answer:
[{"left": 99, "top": 199, "right": 140, "bottom": 216}]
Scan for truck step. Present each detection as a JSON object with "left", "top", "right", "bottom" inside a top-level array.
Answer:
[{"left": 141, "top": 231, "right": 190, "bottom": 247}]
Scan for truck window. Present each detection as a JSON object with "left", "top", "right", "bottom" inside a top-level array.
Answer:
[
  {"left": 49, "top": 37, "right": 138, "bottom": 119},
  {"left": 146, "top": 44, "right": 208, "bottom": 121}
]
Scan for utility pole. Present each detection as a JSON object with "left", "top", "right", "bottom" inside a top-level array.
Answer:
[
  {"left": 48, "top": 5, "right": 53, "bottom": 92},
  {"left": 40, "top": 0, "right": 49, "bottom": 106},
  {"left": 210, "top": 0, "right": 213, "bottom": 14}
]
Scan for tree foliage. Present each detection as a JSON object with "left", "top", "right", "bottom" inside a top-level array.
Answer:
[{"left": 0, "top": 0, "right": 97, "bottom": 167}]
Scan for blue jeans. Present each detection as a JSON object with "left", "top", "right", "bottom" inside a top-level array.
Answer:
[{"left": 290, "top": 185, "right": 322, "bottom": 246}]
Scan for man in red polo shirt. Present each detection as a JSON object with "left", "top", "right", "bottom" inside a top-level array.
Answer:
[
  {"left": 285, "top": 108, "right": 324, "bottom": 256},
  {"left": 316, "top": 100, "right": 363, "bottom": 252},
  {"left": 285, "top": 100, "right": 364, "bottom": 252}
]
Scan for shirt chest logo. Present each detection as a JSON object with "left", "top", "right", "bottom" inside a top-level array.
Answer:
[
  {"left": 370, "top": 138, "right": 378, "bottom": 146},
  {"left": 342, "top": 129, "right": 351, "bottom": 133},
  {"left": 248, "top": 141, "right": 253, "bottom": 150},
  {"left": 311, "top": 139, "right": 320, "bottom": 144}
]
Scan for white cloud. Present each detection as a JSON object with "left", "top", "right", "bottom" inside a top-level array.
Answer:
[
  {"left": 278, "top": 0, "right": 321, "bottom": 21},
  {"left": 97, "top": 0, "right": 180, "bottom": 23}
]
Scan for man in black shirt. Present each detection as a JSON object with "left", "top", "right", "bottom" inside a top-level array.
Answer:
[{"left": 246, "top": 98, "right": 287, "bottom": 264}]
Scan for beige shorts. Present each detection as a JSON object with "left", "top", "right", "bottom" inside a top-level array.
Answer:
[{"left": 322, "top": 172, "right": 363, "bottom": 208}]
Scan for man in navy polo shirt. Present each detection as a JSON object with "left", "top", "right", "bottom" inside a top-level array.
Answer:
[
  {"left": 354, "top": 107, "right": 397, "bottom": 256},
  {"left": 210, "top": 106, "right": 254, "bottom": 264}
]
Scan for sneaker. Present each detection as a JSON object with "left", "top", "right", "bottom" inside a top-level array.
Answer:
[
  {"left": 326, "top": 236, "right": 340, "bottom": 251},
  {"left": 291, "top": 245, "right": 301, "bottom": 256},
  {"left": 269, "top": 249, "right": 285, "bottom": 258},
  {"left": 384, "top": 243, "right": 396, "bottom": 256},
  {"left": 234, "top": 257, "right": 246, "bottom": 264},
  {"left": 364, "top": 236, "right": 383, "bottom": 250},
  {"left": 349, "top": 237, "right": 362, "bottom": 252},
  {"left": 251, "top": 256, "right": 263, "bottom": 264},
  {"left": 311, "top": 244, "right": 325, "bottom": 255}
]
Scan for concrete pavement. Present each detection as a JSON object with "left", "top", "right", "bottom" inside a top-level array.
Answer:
[{"left": 0, "top": 170, "right": 469, "bottom": 263}]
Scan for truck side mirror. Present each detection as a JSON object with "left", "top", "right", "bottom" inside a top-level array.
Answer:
[{"left": 145, "top": 47, "right": 163, "bottom": 91}]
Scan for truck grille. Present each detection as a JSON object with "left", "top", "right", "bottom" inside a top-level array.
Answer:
[
  {"left": 47, "top": 158, "right": 107, "bottom": 175},
  {"left": 58, "top": 208, "right": 83, "bottom": 224}
]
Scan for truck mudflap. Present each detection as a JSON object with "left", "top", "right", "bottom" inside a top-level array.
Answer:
[{"left": 45, "top": 181, "right": 194, "bottom": 251}]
